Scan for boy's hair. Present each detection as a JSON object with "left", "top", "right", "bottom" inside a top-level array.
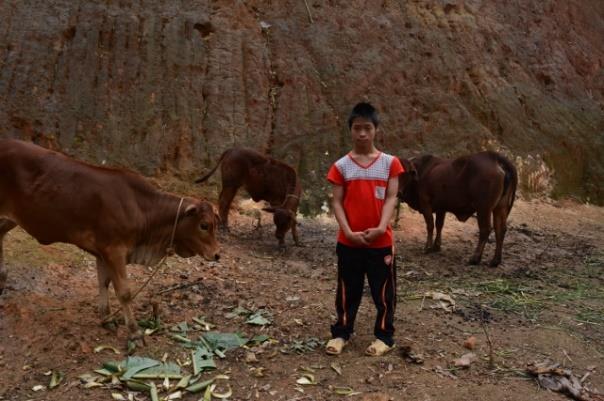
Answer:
[{"left": 347, "top": 102, "right": 379, "bottom": 129}]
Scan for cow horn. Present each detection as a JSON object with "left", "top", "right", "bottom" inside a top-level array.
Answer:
[{"left": 184, "top": 203, "right": 198, "bottom": 216}]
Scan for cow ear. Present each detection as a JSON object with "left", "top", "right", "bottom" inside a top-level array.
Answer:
[
  {"left": 262, "top": 207, "right": 276, "bottom": 214},
  {"left": 404, "top": 159, "right": 419, "bottom": 181},
  {"left": 411, "top": 168, "right": 418, "bottom": 181}
]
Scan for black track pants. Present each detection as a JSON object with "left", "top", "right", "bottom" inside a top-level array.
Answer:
[{"left": 330, "top": 243, "right": 397, "bottom": 346}]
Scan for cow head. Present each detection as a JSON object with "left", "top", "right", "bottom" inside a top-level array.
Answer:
[
  {"left": 398, "top": 158, "right": 418, "bottom": 196},
  {"left": 397, "top": 158, "right": 420, "bottom": 209},
  {"left": 173, "top": 200, "right": 220, "bottom": 261},
  {"left": 262, "top": 206, "right": 295, "bottom": 243}
]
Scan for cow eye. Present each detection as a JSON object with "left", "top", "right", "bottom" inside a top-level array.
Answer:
[{"left": 200, "top": 223, "right": 210, "bottom": 231}]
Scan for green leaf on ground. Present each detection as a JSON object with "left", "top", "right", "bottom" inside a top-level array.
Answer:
[
  {"left": 104, "top": 357, "right": 183, "bottom": 380},
  {"left": 202, "top": 332, "right": 248, "bottom": 351},
  {"left": 225, "top": 306, "right": 250, "bottom": 319},
  {"left": 248, "top": 334, "right": 270, "bottom": 345},
  {"left": 132, "top": 362, "right": 182, "bottom": 379},
  {"left": 246, "top": 312, "right": 271, "bottom": 326},
  {"left": 49, "top": 371, "right": 64, "bottom": 389},
  {"left": 121, "top": 357, "right": 161, "bottom": 380},
  {"left": 171, "top": 321, "right": 189, "bottom": 333},
  {"left": 192, "top": 348, "right": 216, "bottom": 375},
  {"left": 185, "top": 378, "right": 214, "bottom": 393}
]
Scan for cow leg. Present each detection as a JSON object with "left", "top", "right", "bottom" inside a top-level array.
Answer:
[
  {"left": 432, "top": 211, "right": 446, "bottom": 252},
  {"left": 218, "top": 186, "right": 238, "bottom": 230},
  {"left": 96, "top": 257, "right": 113, "bottom": 325},
  {"left": 291, "top": 219, "right": 301, "bottom": 246},
  {"left": 489, "top": 207, "right": 507, "bottom": 267},
  {"left": 276, "top": 232, "right": 286, "bottom": 251},
  {"left": 469, "top": 211, "right": 492, "bottom": 265},
  {"left": 422, "top": 210, "right": 435, "bottom": 253},
  {"left": 103, "top": 250, "right": 143, "bottom": 343},
  {"left": 0, "top": 219, "right": 17, "bottom": 295}
]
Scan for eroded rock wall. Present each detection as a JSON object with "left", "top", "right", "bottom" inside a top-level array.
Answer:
[{"left": 1, "top": 0, "right": 603, "bottom": 209}]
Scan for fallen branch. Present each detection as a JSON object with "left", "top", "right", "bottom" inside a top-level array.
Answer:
[
  {"left": 480, "top": 314, "right": 495, "bottom": 369},
  {"left": 158, "top": 279, "right": 204, "bottom": 295}
]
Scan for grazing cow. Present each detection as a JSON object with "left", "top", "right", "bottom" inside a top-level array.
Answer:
[
  {"left": 195, "top": 147, "right": 301, "bottom": 248},
  {"left": 0, "top": 139, "right": 220, "bottom": 342},
  {"left": 397, "top": 151, "right": 517, "bottom": 267}
]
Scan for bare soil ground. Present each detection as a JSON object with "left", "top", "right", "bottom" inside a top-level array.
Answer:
[{"left": 0, "top": 198, "right": 602, "bottom": 401}]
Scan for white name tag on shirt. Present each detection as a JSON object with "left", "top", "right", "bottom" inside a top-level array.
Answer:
[{"left": 375, "top": 186, "right": 386, "bottom": 200}]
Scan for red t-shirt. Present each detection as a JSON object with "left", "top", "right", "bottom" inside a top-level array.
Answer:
[{"left": 327, "top": 152, "right": 404, "bottom": 248}]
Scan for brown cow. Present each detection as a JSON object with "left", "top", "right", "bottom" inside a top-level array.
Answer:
[
  {"left": 195, "top": 147, "right": 301, "bottom": 248},
  {"left": 0, "top": 139, "right": 220, "bottom": 342},
  {"left": 397, "top": 151, "right": 517, "bottom": 267}
]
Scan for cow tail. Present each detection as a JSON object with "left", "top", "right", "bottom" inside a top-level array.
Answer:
[
  {"left": 194, "top": 150, "right": 228, "bottom": 184},
  {"left": 495, "top": 153, "right": 518, "bottom": 214}
]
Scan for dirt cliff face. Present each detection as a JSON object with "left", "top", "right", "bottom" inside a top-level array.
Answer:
[{"left": 1, "top": 0, "right": 603, "bottom": 210}]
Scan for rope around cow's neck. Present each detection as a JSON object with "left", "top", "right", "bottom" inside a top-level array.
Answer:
[
  {"left": 279, "top": 193, "right": 299, "bottom": 207},
  {"left": 167, "top": 197, "right": 185, "bottom": 255},
  {"left": 102, "top": 197, "right": 185, "bottom": 325}
]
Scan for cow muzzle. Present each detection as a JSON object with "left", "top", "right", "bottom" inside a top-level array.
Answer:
[{"left": 200, "top": 247, "right": 220, "bottom": 262}]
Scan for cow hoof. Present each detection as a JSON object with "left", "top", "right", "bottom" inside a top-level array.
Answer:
[
  {"left": 488, "top": 259, "right": 501, "bottom": 268},
  {"left": 424, "top": 247, "right": 437, "bottom": 254},
  {"left": 467, "top": 258, "right": 480, "bottom": 266},
  {"left": 128, "top": 331, "right": 146, "bottom": 347},
  {"left": 126, "top": 336, "right": 146, "bottom": 354},
  {"left": 102, "top": 319, "right": 119, "bottom": 333}
]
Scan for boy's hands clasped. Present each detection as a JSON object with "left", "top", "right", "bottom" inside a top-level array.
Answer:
[
  {"left": 344, "top": 227, "right": 386, "bottom": 246},
  {"left": 362, "top": 227, "right": 386, "bottom": 243}
]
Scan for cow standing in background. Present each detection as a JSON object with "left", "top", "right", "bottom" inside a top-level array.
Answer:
[
  {"left": 0, "top": 139, "right": 220, "bottom": 343},
  {"left": 397, "top": 151, "right": 517, "bottom": 267},
  {"left": 195, "top": 147, "right": 301, "bottom": 249}
]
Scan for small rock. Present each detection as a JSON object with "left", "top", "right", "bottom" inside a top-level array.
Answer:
[
  {"left": 463, "top": 335, "right": 476, "bottom": 350},
  {"left": 453, "top": 352, "right": 477, "bottom": 368},
  {"left": 80, "top": 342, "right": 91, "bottom": 354},
  {"left": 245, "top": 352, "right": 258, "bottom": 364}
]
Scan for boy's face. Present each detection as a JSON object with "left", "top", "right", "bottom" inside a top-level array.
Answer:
[{"left": 350, "top": 117, "right": 377, "bottom": 147}]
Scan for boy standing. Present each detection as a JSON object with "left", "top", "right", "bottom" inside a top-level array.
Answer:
[{"left": 325, "top": 102, "right": 404, "bottom": 356}]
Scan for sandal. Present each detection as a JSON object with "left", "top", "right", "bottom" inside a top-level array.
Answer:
[
  {"left": 325, "top": 337, "right": 347, "bottom": 355},
  {"left": 365, "top": 339, "right": 394, "bottom": 356}
]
